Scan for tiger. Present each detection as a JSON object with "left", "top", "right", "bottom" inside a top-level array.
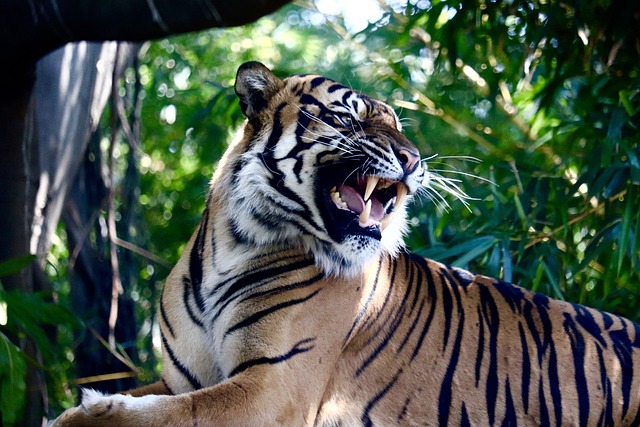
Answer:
[{"left": 52, "top": 61, "right": 640, "bottom": 427}]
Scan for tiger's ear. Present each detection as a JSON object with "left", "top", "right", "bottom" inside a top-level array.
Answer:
[{"left": 235, "top": 62, "right": 283, "bottom": 119}]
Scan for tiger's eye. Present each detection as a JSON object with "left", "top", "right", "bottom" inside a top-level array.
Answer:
[{"left": 335, "top": 114, "right": 353, "bottom": 126}]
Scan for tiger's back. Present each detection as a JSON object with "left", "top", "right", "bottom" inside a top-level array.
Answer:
[
  {"left": 318, "top": 253, "right": 640, "bottom": 426},
  {"left": 52, "top": 62, "right": 640, "bottom": 427}
]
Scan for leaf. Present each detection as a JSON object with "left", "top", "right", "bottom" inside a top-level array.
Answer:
[
  {"left": 0, "top": 332, "right": 27, "bottom": 426},
  {"left": 618, "top": 186, "right": 634, "bottom": 274},
  {"left": 623, "top": 145, "right": 640, "bottom": 185},
  {"left": 542, "top": 260, "right": 565, "bottom": 301},
  {"left": 580, "top": 220, "right": 621, "bottom": 269},
  {"left": 531, "top": 259, "right": 545, "bottom": 293},
  {"left": 2, "top": 290, "right": 82, "bottom": 361},
  {"left": 619, "top": 89, "right": 640, "bottom": 117},
  {"left": 0, "top": 255, "right": 35, "bottom": 278},
  {"left": 419, "top": 236, "right": 497, "bottom": 266},
  {"left": 451, "top": 237, "right": 498, "bottom": 268},
  {"left": 633, "top": 206, "right": 640, "bottom": 269},
  {"left": 513, "top": 193, "right": 528, "bottom": 230},
  {"left": 502, "top": 238, "right": 513, "bottom": 283},
  {"left": 602, "top": 107, "right": 626, "bottom": 167}
]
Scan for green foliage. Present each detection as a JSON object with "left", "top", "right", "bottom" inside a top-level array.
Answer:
[
  {"left": 0, "top": 255, "right": 81, "bottom": 426},
  {"left": 136, "top": 0, "right": 639, "bottom": 320}
]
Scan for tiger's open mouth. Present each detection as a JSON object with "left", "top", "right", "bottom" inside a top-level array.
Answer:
[{"left": 322, "top": 174, "right": 408, "bottom": 241}]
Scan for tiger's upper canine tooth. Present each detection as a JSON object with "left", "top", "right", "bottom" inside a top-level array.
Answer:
[
  {"left": 359, "top": 199, "right": 372, "bottom": 224},
  {"left": 396, "top": 184, "right": 408, "bottom": 207},
  {"left": 363, "top": 176, "right": 380, "bottom": 201}
]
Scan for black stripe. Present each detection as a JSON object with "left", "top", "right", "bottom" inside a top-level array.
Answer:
[
  {"left": 225, "top": 289, "right": 321, "bottom": 336},
  {"left": 563, "top": 313, "right": 589, "bottom": 426},
  {"left": 356, "top": 303, "right": 407, "bottom": 377},
  {"left": 229, "top": 216, "right": 251, "bottom": 245},
  {"left": 478, "top": 284, "right": 500, "bottom": 424},
  {"left": 160, "top": 295, "right": 175, "bottom": 338},
  {"left": 361, "top": 369, "right": 402, "bottom": 427},
  {"left": 573, "top": 304, "right": 607, "bottom": 347},
  {"left": 189, "top": 207, "right": 208, "bottom": 313},
  {"left": 437, "top": 278, "right": 465, "bottom": 427},
  {"left": 605, "top": 378, "right": 615, "bottom": 426},
  {"left": 407, "top": 258, "right": 421, "bottom": 314},
  {"left": 343, "top": 257, "right": 383, "bottom": 345},
  {"left": 546, "top": 340, "right": 562, "bottom": 427},
  {"left": 361, "top": 257, "right": 397, "bottom": 336},
  {"left": 410, "top": 263, "right": 437, "bottom": 361},
  {"left": 161, "top": 332, "right": 203, "bottom": 390},
  {"left": 209, "top": 253, "right": 309, "bottom": 297},
  {"left": 341, "top": 91, "right": 354, "bottom": 106},
  {"left": 309, "top": 76, "right": 326, "bottom": 89},
  {"left": 228, "top": 337, "right": 316, "bottom": 377},
  {"left": 397, "top": 396, "right": 411, "bottom": 423},
  {"left": 502, "top": 378, "right": 517, "bottom": 426},
  {"left": 518, "top": 322, "right": 531, "bottom": 413},
  {"left": 161, "top": 377, "right": 174, "bottom": 395},
  {"left": 182, "top": 276, "right": 205, "bottom": 329},
  {"left": 439, "top": 269, "right": 454, "bottom": 352},
  {"left": 211, "top": 258, "right": 315, "bottom": 319},
  {"left": 474, "top": 306, "right": 484, "bottom": 387},
  {"left": 397, "top": 297, "right": 425, "bottom": 354},
  {"left": 538, "top": 375, "right": 550, "bottom": 426},
  {"left": 238, "top": 272, "right": 324, "bottom": 303},
  {"left": 460, "top": 403, "right": 471, "bottom": 427},
  {"left": 610, "top": 323, "right": 635, "bottom": 418}
]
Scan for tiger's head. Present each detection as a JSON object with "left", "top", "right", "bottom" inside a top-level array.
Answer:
[{"left": 215, "top": 62, "right": 424, "bottom": 276}]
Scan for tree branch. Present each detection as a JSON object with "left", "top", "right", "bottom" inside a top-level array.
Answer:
[{"left": 3, "top": 0, "right": 291, "bottom": 66}]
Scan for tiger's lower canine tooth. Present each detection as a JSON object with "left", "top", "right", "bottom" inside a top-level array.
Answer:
[
  {"left": 359, "top": 199, "right": 372, "bottom": 223},
  {"left": 381, "top": 213, "right": 394, "bottom": 231},
  {"left": 364, "top": 176, "right": 380, "bottom": 201},
  {"left": 396, "top": 184, "right": 408, "bottom": 207}
]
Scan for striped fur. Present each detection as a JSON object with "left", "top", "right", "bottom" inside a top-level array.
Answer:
[{"left": 52, "top": 62, "right": 640, "bottom": 426}]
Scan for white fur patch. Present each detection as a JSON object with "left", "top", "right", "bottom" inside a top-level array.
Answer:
[{"left": 81, "top": 389, "right": 164, "bottom": 412}]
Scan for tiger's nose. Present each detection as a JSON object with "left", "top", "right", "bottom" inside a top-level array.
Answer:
[{"left": 396, "top": 148, "right": 421, "bottom": 173}]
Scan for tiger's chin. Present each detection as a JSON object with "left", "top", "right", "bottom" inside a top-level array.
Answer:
[
  {"left": 306, "top": 229, "right": 405, "bottom": 278},
  {"left": 311, "top": 174, "right": 410, "bottom": 277}
]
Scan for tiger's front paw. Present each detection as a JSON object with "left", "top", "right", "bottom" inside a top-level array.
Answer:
[
  {"left": 50, "top": 389, "right": 163, "bottom": 427},
  {"left": 49, "top": 390, "right": 114, "bottom": 427}
]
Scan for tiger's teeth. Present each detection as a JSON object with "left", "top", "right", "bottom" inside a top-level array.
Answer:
[
  {"left": 396, "top": 184, "right": 408, "bottom": 207},
  {"left": 331, "top": 188, "right": 348, "bottom": 209},
  {"left": 381, "top": 213, "right": 394, "bottom": 231},
  {"left": 378, "top": 180, "right": 392, "bottom": 189},
  {"left": 363, "top": 176, "right": 380, "bottom": 201},
  {"left": 331, "top": 191, "right": 341, "bottom": 204},
  {"left": 359, "top": 199, "right": 372, "bottom": 224}
]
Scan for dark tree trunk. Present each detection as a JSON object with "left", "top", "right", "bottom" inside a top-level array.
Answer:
[{"left": 63, "top": 132, "right": 138, "bottom": 396}]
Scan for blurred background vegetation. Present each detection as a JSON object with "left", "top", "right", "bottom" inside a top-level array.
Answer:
[{"left": 1, "top": 0, "right": 639, "bottom": 424}]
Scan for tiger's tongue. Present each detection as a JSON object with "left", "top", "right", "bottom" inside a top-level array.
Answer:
[{"left": 337, "top": 184, "right": 384, "bottom": 221}]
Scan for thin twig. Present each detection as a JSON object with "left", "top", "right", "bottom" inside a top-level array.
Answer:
[
  {"left": 114, "top": 237, "right": 173, "bottom": 269},
  {"left": 520, "top": 189, "right": 628, "bottom": 251}
]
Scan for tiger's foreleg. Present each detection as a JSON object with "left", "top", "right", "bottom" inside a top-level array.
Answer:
[{"left": 50, "top": 366, "right": 327, "bottom": 427}]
